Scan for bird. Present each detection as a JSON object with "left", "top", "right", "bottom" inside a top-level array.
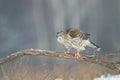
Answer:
[{"left": 56, "top": 28, "right": 100, "bottom": 58}]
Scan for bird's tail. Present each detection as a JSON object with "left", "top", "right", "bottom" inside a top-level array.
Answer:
[{"left": 89, "top": 41, "right": 101, "bottom": 51}]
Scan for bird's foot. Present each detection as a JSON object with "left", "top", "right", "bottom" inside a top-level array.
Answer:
[
  {"left": 64, "top": 50, "right": 70, "bottom": 54},
  {"left": 75, "top": 53, "right": 88, "bottom": 60},
  {"left": 75, "top": 53, "right": 81, "bottom": 59}
]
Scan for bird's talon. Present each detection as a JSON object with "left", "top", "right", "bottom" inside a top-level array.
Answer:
[
  {"left": 75, "top": 53, "right": 81, "bottom": 59},
  {"left": 64, "top": 51, "right": 69, "bottom": 54}
]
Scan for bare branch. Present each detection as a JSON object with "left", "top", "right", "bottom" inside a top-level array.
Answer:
[{"left": 0, "top": 49, "right": 120, "bottom": 74}]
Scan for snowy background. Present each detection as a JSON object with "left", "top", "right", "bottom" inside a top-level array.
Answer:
[{"left": 94, "top": 74, "right": 120, "bottom": 80}]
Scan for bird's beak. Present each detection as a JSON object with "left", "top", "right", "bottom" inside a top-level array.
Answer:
[{"left": 56, "top": 32, "right": 60, "bottom": 37}]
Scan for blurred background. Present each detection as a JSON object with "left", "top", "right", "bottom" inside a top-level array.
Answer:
[
  {"left": 0, "top": 0, "right": 120, "bottom": 58},
  {"left": 0, "top": 0, "right": 120, "bottom": 79}
]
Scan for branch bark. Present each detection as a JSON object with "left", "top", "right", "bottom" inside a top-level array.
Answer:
[{"left": 0, "top": 49, "right": 120, "bottom": 74}]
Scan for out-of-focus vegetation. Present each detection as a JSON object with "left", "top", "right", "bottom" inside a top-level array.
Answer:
[{"left": 0, "top": 56, "right": 117, "bottom": 80}]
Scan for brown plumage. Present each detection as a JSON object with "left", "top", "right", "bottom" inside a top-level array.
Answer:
[
  {"left": 66, "top": 28, "right": 90, "bottom": 39},
  {"left": 56, "top": 28, "right": 100, "bottom": 58}
]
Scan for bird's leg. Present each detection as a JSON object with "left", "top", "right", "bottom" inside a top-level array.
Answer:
[
  {"left": 75, "top": 49, "right": 81, "bottom": 58},
  {"left": 64, "top": 46, "right": 71, "bottom": 54},
  {"left": 75, "top": 44, "right": 82, "bottom": 58}
]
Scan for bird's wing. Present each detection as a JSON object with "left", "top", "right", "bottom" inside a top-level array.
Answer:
[
  {"left": 81, "top": 32, "right": 90, "bottom": 40},
  {"left": 70, "top": 30, "right": 90, "bottom": 39},
  {"left": 66, "top": 28, "right": 81, "bottom": 38},
  {"left": 65, "top": 28, "right": 90, "bottom": 39}
]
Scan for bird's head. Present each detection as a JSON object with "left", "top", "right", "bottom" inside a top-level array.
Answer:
[
  {"left": 56, "top": 31, "right": 66, "bottom": 43},
  {"left": 56, "top": 31, "right": 65, "bottom": 37}
]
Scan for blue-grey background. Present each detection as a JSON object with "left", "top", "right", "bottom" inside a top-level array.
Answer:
[{"left": 0, "top": 0, "right": 120, "bottom": 58}]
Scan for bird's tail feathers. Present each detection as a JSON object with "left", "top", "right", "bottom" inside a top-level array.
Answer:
[{"left": 89, "top": 41, "right": 101, "bottom": 51}]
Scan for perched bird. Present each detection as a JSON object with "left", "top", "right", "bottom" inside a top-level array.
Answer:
[{"left": 56, "top": 28, "right": 100, "bottom": 58}]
